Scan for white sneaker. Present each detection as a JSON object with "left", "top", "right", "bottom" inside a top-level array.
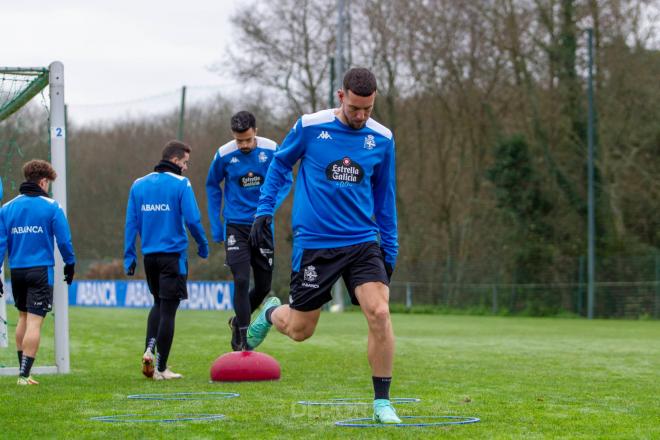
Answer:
[
  {"left": 142, "top": 348, "right": 155, "bottom": 378},
  {"left": 153, "top": 368, "right": 183, "bottom": 380}
]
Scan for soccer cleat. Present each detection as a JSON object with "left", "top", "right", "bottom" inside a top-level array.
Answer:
[
  {"left": 373, "top": 399, "right": 402, "bottom": 424},
  {"left": 153, "top": 368, "right": 183, "bottom": 380},
  {"left": 142, "top": 348, "right": 155, "bottom": 378},
  {"left": 17, "top": 376, "right": 39, "bottom": 386},
  {"left": 228, "top": 317, "right": 241, "bottom": 351},
  {"left": 246, "top": 296, "right": 281, "bottom": 349}
]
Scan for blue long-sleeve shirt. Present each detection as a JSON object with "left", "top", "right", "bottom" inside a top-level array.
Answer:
[
  {"left": 0, "top": 194, "right": 75, "bottom": 270},
  {"left": 124, "top": 170, "right": 208, "bottom": 272},
  {"left": 206, "top": 136, "right": 292, "bottom": 242},
  {"left": 257, "top": 109, "right": 399, "bottom": 265}
]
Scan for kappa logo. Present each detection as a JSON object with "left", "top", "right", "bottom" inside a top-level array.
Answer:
[
  {"left": 304, "top": 265, "right": 318, "bottom": 282},
  {"left": 227, "top": 235, "right": 236, "bottom": 246},
  {"left": 230, "top": 156, "right": 240, "bottom": 164},
  {"left": 258, "top": 151, "right": 268, "bottom": 163},
  {"left": 317, "top": 131, "right": 332, "bottom": 140},
  {"left": 364, "top": 134, "right": 376, "bottom": 150}
]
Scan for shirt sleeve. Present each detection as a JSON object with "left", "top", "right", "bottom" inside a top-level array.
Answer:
[
  {"left": 205, "top": 151, "right": 225, "bottom": 242},
  {"left": 182, "top": 179, "right": 209, "bottom": 248},
  {"left": 372, "top": 139, "right": 399, "bottom": 266},
  {"left": 257, "top": 119, "right": 306, "bottom": 217},
  {"left": 52, "top": 204, "right": 76, "bottom": 265},
  {"left": 123, "top": 186, "right": 139, "bottom": 271}
]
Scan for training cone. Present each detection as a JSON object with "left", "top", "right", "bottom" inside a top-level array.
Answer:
[{"left": 210, "top": 351, "right": 281, "bottom": 382}]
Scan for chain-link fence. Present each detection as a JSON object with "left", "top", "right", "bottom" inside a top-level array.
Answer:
[{"left": 387, "top": 254, "right": 660, "bottom": 319}]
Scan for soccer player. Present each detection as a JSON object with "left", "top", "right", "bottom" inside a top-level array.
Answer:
[
  {"left": 206, "top": 111, "right": 291, "bottom": 351},
  {"left": 124, "top": 140, "right": 209, "bottom": 380},
  {"left": 0, "top": 160, "right": 76, "bottom": 385},
  {"left": 248, "top": 68, "right": 401, "bottom": 423}
]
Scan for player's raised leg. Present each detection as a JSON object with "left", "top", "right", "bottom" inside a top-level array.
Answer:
[{"left": 354, "top": 281, "right": 400, "bottom": 424}]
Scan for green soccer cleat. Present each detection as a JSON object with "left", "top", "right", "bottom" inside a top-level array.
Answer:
[
  {"left": 246, "top": 296, "right": 281, "bottom": 349},
  {"left": 373, "top": 399, "right": 401, "bottom": 424}
]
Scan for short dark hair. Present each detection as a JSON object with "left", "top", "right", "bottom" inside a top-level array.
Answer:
[
  {"left": 343, "top": 68, "right": 377, "bottom": 97},
  {"left": 231, "top": 111, "right": 256, "bottom": 133},
  {"left": 23, "top": 159, "right": 57, "bottom": 183},
  {"left": 162, "top": 140, "right": 191, "bottom": 161}
]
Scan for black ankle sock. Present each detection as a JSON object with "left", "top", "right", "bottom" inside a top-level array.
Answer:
[
  {"left": 146, "top": 337, "right": 156, "bottom": 353},
  {"left": 20, "top": 356, "right": 35, "bottom": 377},
  {"left": 18, "top": 350, "right": 23, "bottom": 366},
  {"left": 239, "top": 327, "right": 248, "bottom": 349},
  {"left": 372, "top": 376, "right": 392, "bottom": 400},
  {"left": 265, "top": 306, "right": 277, "bottom": 324}
]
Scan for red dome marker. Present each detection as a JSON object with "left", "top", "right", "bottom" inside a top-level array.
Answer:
[{"left": 210, "top": 351, "right": 281, "bottom": 382}]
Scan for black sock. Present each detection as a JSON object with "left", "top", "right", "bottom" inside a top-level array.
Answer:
[
  {"left": 372, "top": 376, "right": 392, "bottom": 400},
  {"left": 18, "top": 350, "right": 23, "bottom": 366},
  {"left": 239, "top": 326, "right": 248, "bottom": 349},
  {"left": 265, "top": 306, "right": 277, "bottom": 325},
  {"left": 146, "top": 337, "right": 156, "bottom": 353},
  {"left": 20, "top": 356, "right": 35, "bottom": 378},
  {"left": 156, "top": 299, "right": 179, "bottom": 372}
]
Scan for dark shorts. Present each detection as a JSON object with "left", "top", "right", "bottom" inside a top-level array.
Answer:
[
  {"left": 11, "top": 266, "right": 54, "bottom": 317},
  {"left": 144, "top": 253, "right": 188, "bottom": 301},
  {"left": 225, "top": 223, "right": 273, "bottom": 272},
  {"left": 289, "top": 241, "right": 389, "bottom": 312}
]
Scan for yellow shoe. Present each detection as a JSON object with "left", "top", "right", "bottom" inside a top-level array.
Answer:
[{"left": 17, "top": 376, "right": 39, "bottom": 385}]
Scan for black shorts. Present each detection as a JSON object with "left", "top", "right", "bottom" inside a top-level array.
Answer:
[
  {"left": 225, "top": 223, "right": 273, "bottom": 272},
  {"left": 11, "top": 266, "right": 54, "bottom": 317},
  {"left": 144, "top": 253, "right": 188, "bottom": 301},
  {"left": 289, "top": 241, "right": 389, "bottom": 311}
]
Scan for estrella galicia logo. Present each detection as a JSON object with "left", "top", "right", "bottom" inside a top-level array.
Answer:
[
  {"left": 325, "top": 157, "right": 364, "bottom": 184},
  {"left": 239, "top": 171, "right": 264, "bottom": 188}
]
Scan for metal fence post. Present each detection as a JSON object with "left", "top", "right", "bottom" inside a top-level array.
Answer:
[{"left": 406, "top": 282, "right": 412, "bottom": 309}]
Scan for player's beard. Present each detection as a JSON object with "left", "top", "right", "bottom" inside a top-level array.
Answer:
[{"left": 342, "top": 109, "right": 367, "bottom": 130}]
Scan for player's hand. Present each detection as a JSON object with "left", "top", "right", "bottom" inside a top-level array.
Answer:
[
  {"left": 126, "top": 260, "right": 136, "bottom": 276},
  {"left": 380, "top": 248, "right": 394, "bottom": 282},
  {"left": 249, "top": 215, "right": 274, "bottom": 252},
  {"left": 198, "top": 243, "right": 209, "bottom": 259},
  {"left": 64, "top": 263, "right": 75, "bottom": 285}
]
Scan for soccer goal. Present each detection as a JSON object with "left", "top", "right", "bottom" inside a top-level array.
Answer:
[{"left": 0, "top": 62, "right": 70, "bottom": 375}]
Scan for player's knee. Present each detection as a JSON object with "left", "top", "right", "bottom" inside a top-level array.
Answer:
[
  {"left": 289, "top": 325, "right": 315, "bottom": 342},
  {"left": 367, "top": 304, "right": 391, "bottom": 325}
]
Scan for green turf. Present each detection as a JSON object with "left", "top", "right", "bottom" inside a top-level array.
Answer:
[{"left": 1, "top": 307, "right": 658, "bottom": 439}]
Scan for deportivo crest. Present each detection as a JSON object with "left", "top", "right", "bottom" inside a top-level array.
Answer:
[
  {"left": 304, "top": 265, "right": 318, "bottom": 282},
  {"left": 258, "top": 151, "right": 268, "bottom": 163},
  {"left": 239, "top": 171, "right": 264, "bottom": 188},
  {"left": 364, "top": 134, "right": 376, "bottom": 150},
  {"left": 325, "top": 157, "right": 364, "bottom": 184},
  {"left": 227, "top": 234, "right": 236, "bottom": 246}
]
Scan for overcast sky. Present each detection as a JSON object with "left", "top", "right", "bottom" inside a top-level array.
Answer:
[{"left": 2, "top": 0, "right": 241, "bottom": 123}]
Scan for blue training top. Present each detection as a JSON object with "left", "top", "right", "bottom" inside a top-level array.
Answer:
[
  {"left": 256, "top": 109, "right": 399, "bottom": 266},
  {"left": 124, "top": 170, "right": 208, "bottom": 272},
  {"left": 0, "top": 194, "right": 76, "bottom": 270},
  {"left": 206, "top": 136, "right": 292, "bottom": 243}
]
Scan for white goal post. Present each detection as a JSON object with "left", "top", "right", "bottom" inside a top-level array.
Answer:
[{"left": 0, "top": 61, "right": 70, "bottom": 375}]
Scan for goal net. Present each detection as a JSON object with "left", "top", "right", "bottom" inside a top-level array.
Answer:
[{"left": 0, "top": 62, "right": 70, "bottom": 375}]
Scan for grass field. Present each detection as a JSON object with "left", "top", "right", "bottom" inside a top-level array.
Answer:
[{"left": 1, "top": 306, "right": 658, "bottom": 439}]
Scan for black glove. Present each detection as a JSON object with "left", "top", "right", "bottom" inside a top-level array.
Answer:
[
  {"left": 381, "top": 248, "right": 394, "bottom": 282},
  {"left": 64, "top": 263, "right": 75, "bottom": 285},
  {"left": 126, "top": 260, "right": 136, "bottom": 276},
  {"left": 249, "top": 215, "right": 274, "bottom": 251}
]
